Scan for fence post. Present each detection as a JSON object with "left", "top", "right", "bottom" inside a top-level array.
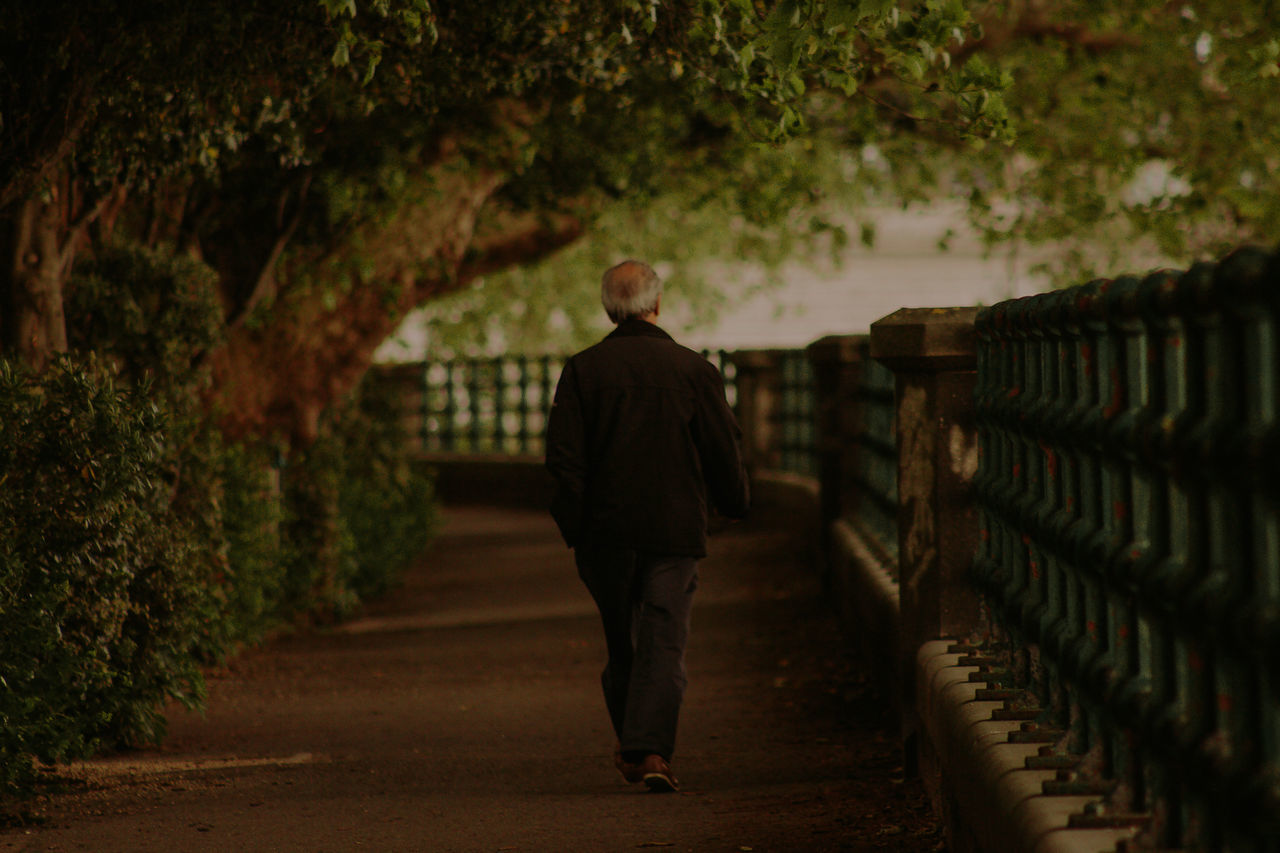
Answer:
[
  {"left": 870, "top": 307, "right": 983, "bottom": 762},
  {"left": 366, "top": 362, "right": 429, "bottom": 454},
  {"left": 806, "top": 335, "right": 869, "bottom": 560},
  {"left": 729, "top": 349, "right": 784, "bottom": 476}
]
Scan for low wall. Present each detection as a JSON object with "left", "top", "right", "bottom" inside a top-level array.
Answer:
[
  {"left": 422, "top": 456, "right": 821, "bottom": 537},
  {"left": 915, "top": 641, "right": 1141, "bottom": 853},
  {"left": 421, "top": 454, "right": 551, "bottom": 509},
  {"left": 826, "top": 517, "right": 901, "bottom": 709},
  {"left": 747, "top": 469, "right": 819, "bottom": 529}
]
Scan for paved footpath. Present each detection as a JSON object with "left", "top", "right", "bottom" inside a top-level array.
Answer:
[{"left": 3, "top": 505, "right": 940, "bottom": 853}]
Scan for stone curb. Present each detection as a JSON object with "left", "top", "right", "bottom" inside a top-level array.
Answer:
[
  {"left": 916, "top": 640, "right": 1141, "bottom": 853},
  {"left": 826, "top": 518, "right": 902, "bottom": 705}
]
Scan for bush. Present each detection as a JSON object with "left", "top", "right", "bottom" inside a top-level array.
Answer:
[
  {"left": 68, "top": 245, "right": 299, "bottom": 654},
  {"left": 331, "top": 375, "right": 437, "bottom": 601},
  {"left": 66, "top": 245, "right": 223, "bottom": 402},
  {"left": 280, "top": 378, "right": 437, "bottom": 621},
  {"left": 0, "top": 244, "right": 437, "bottom": 798},
  {"left": 0, "top": 358, "right": 207, "bottom": 792},
  {"left": 68, "top": 243, "right": 436, "bottom": 630},
  {"left": 215, "top": 441, "right": 292, "bottom": 645},
  {"left": 68, "top": 245, "right": 240, "bottom": 662}
]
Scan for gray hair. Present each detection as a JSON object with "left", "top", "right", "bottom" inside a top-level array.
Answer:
[{"left": 601, "top": 260, "right": 662, "bottom": 323}]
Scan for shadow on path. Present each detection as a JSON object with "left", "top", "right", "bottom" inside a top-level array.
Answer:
[{"left": 4, "top": 504, "right": 941, "bottom": 853}]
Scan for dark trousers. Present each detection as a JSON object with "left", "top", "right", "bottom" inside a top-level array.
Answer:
[{"left": 574, "top": 544, "right": 699, "bottom": 761}]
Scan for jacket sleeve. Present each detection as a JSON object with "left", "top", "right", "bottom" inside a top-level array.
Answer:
[
  {"left": 694, "top": 362, "right": 750, "bottom": 519},
  {"left": 545, "top": 358, "right": 587, "bottom": 547}
]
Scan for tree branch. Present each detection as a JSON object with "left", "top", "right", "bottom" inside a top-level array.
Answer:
[
  {"left": 0, "top": 38, "right": 109, "bottom": 212},
  {"left": 958, "top": 3, "right": 1140, "bottom": 65},
  {"left": 453, "top": 207, "right": 587, "bottom": 287},
  {"left": 56, "top": 186, "right": 116, "bottom": 279},
  {"left": 227, "top": 171, "right": 313, "bottom": 330}
]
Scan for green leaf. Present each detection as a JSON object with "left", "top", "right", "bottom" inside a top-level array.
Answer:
[
  {"left": 857, "top": 0, "right": 896, "bottom": 19},
  {"left": 362, "top": 53, "right": 381, "bottom": 85},
  {"left": 899, "top": 54, "right": 927, "bottom": 81},
  {"left": 859, "top": 221, "right": 877, "bottom": 247},
  {"left": 331, "top": 42, "right": 350, "bottom": 67}
]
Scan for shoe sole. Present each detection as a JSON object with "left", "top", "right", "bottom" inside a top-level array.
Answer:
[{"left": 643, "top": 772, "right": 679, "bottom": 793}]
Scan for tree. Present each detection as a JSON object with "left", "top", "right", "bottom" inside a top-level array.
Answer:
[
  {"left": 948, "top": 0, "right": 1280, "bottom": 278},
  {"left": 0, "top": 1, "right": 340, "bottom": 368},
  {"left": 2, "top": 0, "right": 1277, "bottom": 448},
  {"left": 0, "top": 0, "right": 988, "bottom": 443}
]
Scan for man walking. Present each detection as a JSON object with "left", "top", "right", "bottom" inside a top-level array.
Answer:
[{"left": 545, "top": 259, "right": 749, "bottom": 792}]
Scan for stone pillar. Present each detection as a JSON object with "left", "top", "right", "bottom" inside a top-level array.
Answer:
[
  {"left": 805, "top": 335, "right": 869, "bottom": 559},
  {"left": 728, "top": 349, "right": 784, "bottom": 475},
  {"left": 367, "top": 362, "right": 429, "bottom": 454},
  {"left": 870, "top": 307, "right": 983, "bottom": 764}
]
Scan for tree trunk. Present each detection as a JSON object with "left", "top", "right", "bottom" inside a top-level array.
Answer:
[
  {"left": 2, "top": 197, "right": 70, "bottom": 370},
  {"left": 0, "top": 174, "right": 115, "bottom": 370},
  {"left": 206, "top": 158, "right": 585, "bottom": 447}
]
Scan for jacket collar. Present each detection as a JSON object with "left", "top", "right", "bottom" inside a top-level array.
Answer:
[{"left": 605, "top": 317, "right": 674, "bottom": 342}]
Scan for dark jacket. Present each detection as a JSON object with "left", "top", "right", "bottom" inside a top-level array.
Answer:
[{"left": 545, "top": 319, "right": 749, "bottom": 557}]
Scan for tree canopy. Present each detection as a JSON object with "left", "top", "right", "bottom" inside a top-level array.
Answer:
[{"left": 2, "top": 0, "right": 1277, "bottom": 442}]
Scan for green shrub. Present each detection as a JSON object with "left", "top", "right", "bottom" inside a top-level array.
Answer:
[
  {"left": 68, "top": 245, "right": 286, "bottom": 653},
  {"left": 280, "top": 377, "right": 437, "bottom": 621},
  {"left": 0, "top": 358, "right": 206, "bottom": 792},
  {"left": 0, "top": 244, "right": 437, "bottom": 798},
  {"left": 332, "top": 375, "right": 437, "bottom": 601},
  {"left": 67, "top": 245, "right": 223, "bottom": 403},
  {"left": 68, "top": 245, "right": 240, "bottom": 663},
  {"left": 214, "top": 441, "right": 292, "bottom": 645}
]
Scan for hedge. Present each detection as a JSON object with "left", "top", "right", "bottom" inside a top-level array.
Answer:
[{"left": 0, "top": 246, "right": 436, "bottom": 797}]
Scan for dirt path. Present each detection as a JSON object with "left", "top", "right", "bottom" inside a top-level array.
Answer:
[{"left": 3, "top": 505, "right": 940, "bottom": 852}]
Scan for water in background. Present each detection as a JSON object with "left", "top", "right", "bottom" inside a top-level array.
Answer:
[
  {"left": 676, "top": 206, "right": 1048, "bottom": 351},
  {"left": 377, "top": 205, "right": 1052, "bottom": 361}
]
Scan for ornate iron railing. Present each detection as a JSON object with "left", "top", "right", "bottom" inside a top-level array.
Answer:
[
  {"left": 372, "top": 350, "right": 738, "bottom": 457},
  {"left": 850, "top": 356, "right": 898, "bottom": 564},
  {"left": 777, "top": 349, "right": 818, "bottom": 477},
  {"left": 972, "top": 247, "right": 1280, "bottom": 851}
]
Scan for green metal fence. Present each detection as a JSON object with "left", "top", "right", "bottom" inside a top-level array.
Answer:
[
  {"left": 777, "top": 349, "right": 818, "bottom": 477},
  {"left": 419, "top": 356, "right": 563, "bottom": 455},
  {"left": 376, "top": 350, "right": 738, "bottom": 456},
  {"left": 850, "top": 357, "right": 898, "bottom": 565},
  {"left": 972, "top": 247, "right": 1280, "bottom": 851}
]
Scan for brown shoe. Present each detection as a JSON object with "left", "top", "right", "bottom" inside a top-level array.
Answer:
[
  {"left": 640, "top": 754, "right": 679, "bottom": 793},
  {"left": 613, "top": 743, "right": 643, "bottom": 784}
]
